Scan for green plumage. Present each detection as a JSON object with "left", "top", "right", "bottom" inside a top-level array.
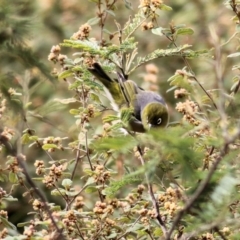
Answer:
[{"left": 88, "top": 63, "right": 169, "bottom": 132}]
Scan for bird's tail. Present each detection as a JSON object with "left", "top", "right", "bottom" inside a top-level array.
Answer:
[{"left": 88, "top": 63, "right": 113, "bottom": 88}]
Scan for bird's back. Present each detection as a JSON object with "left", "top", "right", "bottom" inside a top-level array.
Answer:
[{"left": 134, "top": 91, "right": 166, "bottom": 120}]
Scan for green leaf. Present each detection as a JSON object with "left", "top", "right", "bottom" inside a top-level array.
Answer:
[
  {"left": 105, "top": 9, "right": 116, "bottom": 17},
  {"left": 84, "top": 177, "right": 96, "bottom": 187},
  {"left": 211, "top": 174, "right": 238, "bottom": 205},
  {"left": 102, "top": 114, "right": 120, "bottom": 123},
  {"left": 106, "top": 232, "right": 118, "bottom": 239},
  {"left": 0, "top": 216, "right": 17, "bottom": 230},
  {"left": 17, "top": 221, "right": 31, "bottom": 227},
  {"left": 0, "top": 173, "right": 8, "bottom": 182},
  {"left": 160, "top": 4, "right": 173, "bottom": 11},
  {"left": 120, "top": 108, "right": 134, "bottom": 124},
  {"left": 9, "top": 172, "right": 18, "bottom": 183},
  {"left": 62, "top": 178, "right": 73, "bottom": 189},
  {"left": 51, "top": 188, "right": 66, "bottom": 196},
  {"left": 42, "top": 144, "right": 58, "bottom": 150},
  {"left": 124, "top": 0, "right": 133, "bottom": 10},
  {"left": 85, "top": 186, "right": 98, "bottom": 193},
  {"left": 92, "top": 136, "right": 137, "bottom": 152},
  {"left": 87, "top": 17, "right": 100, "bottom": 25},
  {"left": 2, "top": 196, "right": 18, "bottom": 202},
  {"left": 54, "top": 98, "right": 77, "bottom": 104},
  {"left": 176, "top": 28, "right": 194, "bottom": 36},
  {"left": 21, "top": 133, "right": 30, "bottom": 144},
  {"left": 69, "top": 108, "right": 81, "bottom": 115},
  {"left": 167, "top": 72, "right": 192, "bottom": 91},
  {"left": 58, "top": 69, "right": 73, "bottom": 79}
]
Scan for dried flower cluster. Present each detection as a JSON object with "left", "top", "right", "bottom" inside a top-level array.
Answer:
[
  {"left": 139, "top": 0, "right": 164, "bottom": 21},
  {"left": 158, "top": 187, "right": 182, "bottom": 218},
  {"left": 42, "top": 136, "right": 64, "bottom": 152},
  {"left": 72, "top": 23, "right": 92, "bottom": 40},
  {"left": 93, "top": 164, "right": 111, "bottom": 183},
  {"left": 48, "top": 45, "right": 67, "bottom": 65},
  {"left": 43, "top": 164, "right": 66, "bottom": 188},
  {"left": 176, "top": 99, "right": 200, "bottom": 125},
  {"left": 34, "top": 160, "right": 45, "bottom": 175}
]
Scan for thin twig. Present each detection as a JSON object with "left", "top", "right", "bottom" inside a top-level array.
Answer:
[
  {"left": 74, "top": 221, "right": 85, "bottom": 240},
  {"left": 137, "top": 146, "right": 167, "bottom": 237},
  {"left": 71, "top": 142, "right": 84, "bottom": 180},
  {"left": 168, "top": 36, "right": 218, "bottom": 110},
  {"left": 85, "top": 132, "right": 104, "bottom": 202}
]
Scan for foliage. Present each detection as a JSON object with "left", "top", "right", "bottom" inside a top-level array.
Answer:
[{"left": 1, "top": 0, "right": 240, "bottom": 240}]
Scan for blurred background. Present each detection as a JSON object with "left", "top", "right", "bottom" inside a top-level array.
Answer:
[{"left": 0, "top": 0, "right": 238, "bottom": 229}]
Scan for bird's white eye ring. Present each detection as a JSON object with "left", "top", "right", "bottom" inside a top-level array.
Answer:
[{"left": 157, "top": 118, "right": 162, "bottom": 125}]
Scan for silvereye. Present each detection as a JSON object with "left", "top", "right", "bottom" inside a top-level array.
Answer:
[{"left": 88, "top": 63, "right": 169, "bottom": 132}]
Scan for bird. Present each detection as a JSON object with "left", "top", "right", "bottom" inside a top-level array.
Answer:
[{"left": 88, "top": 62, "right": 169, "bottom": 132}]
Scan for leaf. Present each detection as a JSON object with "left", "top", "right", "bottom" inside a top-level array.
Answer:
[
  {"left": 51, "top": 188, "right": 66, "bottom": 196},
  {"left": 9, "top": 172, "right": 18, "bottom": 183},
  {"left": 124, "top": 0, "right": 133, "bottom": 10},
  {"left": 105, "top": 10, "right": 116, "bottom": 17},
  {"left": 92, "top": 136, "right": 137, "bottom": 152},
  {"left": 231, "top": 79, "right": 240, "bottom": 91},
  {"left": 84, "top": 177, "right": 96, "bottom": 187},
  {"left": 167, "top": 73, "right": 192, "bottom": 91},
  {"left": 85, "top": 186, "right": 98, "bottom": 193},
  {"left": 227, "top": 52, "right": 240, "bottom": 58},
  {"left": 151, "top": 27, "right": 164, "bottom": 36},
  {"left": 2, "top": 196, "right": 18, "bottom": 201},
  {"left": 54, "top": 98, "right": 77, "bottom": 104},
  {"left": 87, "top": 17, "right": 100, "bottom": 26},
  {"left": 42, "top": 144, "right": 58, "bottom": 150},
  {"left": 62, "top": 178, "right": 73, "bottom": 189},
  {"left": 211, "top": 174, "right": 238, "bottom": 205},
  {"left": 160, "top": 4, "right": 173, "bottom": 11},
  {"left": 176, "top": 28, "right": 194, "bottom": 36},
  {"left": 106, "top": 232, "right": 118, "bottom": 239},
  {"left": 102, "top": 114, "right": 120, "bottom": 123},
  {"left": 21, "top": 133, "right": 30, "bottom": 144},
  {"left": 17, "top": 221, "right": 31, "bottom": 227},
  {"left": 69, "top": 108, "right": 81, "bottom": 115},
  {"left": 0, "top": 216, "right": 17, "bottom": 230},
  {"left": 58, "top": 69, "right": 72, "bottom": 79}
]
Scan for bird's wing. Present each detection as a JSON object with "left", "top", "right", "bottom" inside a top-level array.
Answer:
[{"left": 88, "top": 63, "right": 113, "bottom": 88}]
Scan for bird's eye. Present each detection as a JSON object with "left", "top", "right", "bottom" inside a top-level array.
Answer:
[{"left": 157, "top": 118, "right": 162, "bottom": 125}]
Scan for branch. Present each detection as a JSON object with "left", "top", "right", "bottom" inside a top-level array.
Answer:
[
  {"left": 137, "top": 146, "right": 167, "bottom": 237},
  {"left": 165, "top": 127, "right": 240, "bottom": 239}
]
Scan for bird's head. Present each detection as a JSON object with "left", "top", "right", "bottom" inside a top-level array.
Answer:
[{"left": 141, "top": 102, "right": 169, "bottom": 130}]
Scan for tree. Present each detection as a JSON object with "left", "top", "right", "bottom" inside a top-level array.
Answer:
[{"left": 1, "top": 0, "right": 240, "bottom": 239}]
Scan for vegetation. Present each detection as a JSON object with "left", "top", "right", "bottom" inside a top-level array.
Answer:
[{"left": 1, "top": 0, "right": 240, "bottom": 239}]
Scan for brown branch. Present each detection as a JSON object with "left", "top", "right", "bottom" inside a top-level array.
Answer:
[
  {"left": 165, "top": 127, "right": 240, "bottom": 239},
  {"left": 71, "top": 142, "right": 85, "bottom": 180},
  {"left": 137, "top": 146, "right": 167, "bottom": 237}
]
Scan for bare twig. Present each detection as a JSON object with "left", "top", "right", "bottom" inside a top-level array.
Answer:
[
  {"left": 85, "top": 132, "right": 104, "bottom": 202},
  {"left": 137, "top": 146, "right": 167, "bottom": 237},
  {"left": 71, "top": 142, "right": 85, "bottom": 180}
]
